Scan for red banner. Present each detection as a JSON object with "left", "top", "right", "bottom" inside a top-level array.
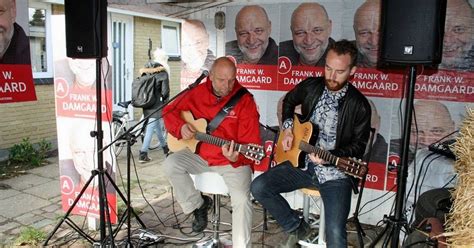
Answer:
[
  {"left": 277, "top": 56, "right": 325, "bottom": 92},
  {"left": 55, "top": 77, "right": 112, "bottom": 121},
  {"left": 231, "top": 61, "right": 278, "bottom": 91},
  {"left": 0, "top": 64, "right": 36, "bottom": 103},
  {"left": 60, "top": 175, "right": 117, "bottom": 223}
]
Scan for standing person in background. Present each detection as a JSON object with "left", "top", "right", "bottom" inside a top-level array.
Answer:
[
  {"left": 279, "top": 2, "right": 334, "bottom": 67},
  {"left": 163, "top": 57, "right": 260, "bottom": 247},
  {"left": 181, "top": 19, "right": 216, "bottom": 89},
  {"left": 252, "top": 40, "right": 371, "bottom": 248},
  {"left": 440, "top": 0, "right": 473, "bottom": 70},
  {"left": 0, "top": 0, "right": 30, "bottom": 64},
  {"left": 353, "top": 0, "right": 381, "bottom": 68},
  {"left": 226, "top": 5, "right": 278, "bottom": 65},
  {"left": 138, "top": 48, "right": 170, "bottom": 162}
]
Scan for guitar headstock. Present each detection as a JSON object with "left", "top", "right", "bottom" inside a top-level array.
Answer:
[
  {"left": 241, "top": 144, "right": 265, "bottom": 162},
  {"left": 338, "top": 157, "right": 368, "bottom": 179}
]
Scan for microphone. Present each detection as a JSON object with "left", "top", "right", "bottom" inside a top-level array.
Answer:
[{"left": 188, "top": 70, "right": 209, "bottom": 89}]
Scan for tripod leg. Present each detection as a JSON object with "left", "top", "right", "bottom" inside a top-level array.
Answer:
[
  {"left": 44, "top": 171, "right": 99, "bottom": 245},
  {"left": 369, "top": 220, "right": 390, "bottom": 248},
  {"left": 352, "top": 216, "right": 366, "bottom": 248},
  {"left": 104, "top": 170, "right": 147, "bottom": 229},
  {"left": 98, "top": 172, "right": 116, "bottom": 247}
]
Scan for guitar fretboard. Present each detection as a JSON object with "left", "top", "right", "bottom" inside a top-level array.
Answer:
[
  {"left": 299, "top": 141, "right": 339, "bottom": 165},
  {"left": 195, "top": 132, "right": 244, "bottom": 152}
]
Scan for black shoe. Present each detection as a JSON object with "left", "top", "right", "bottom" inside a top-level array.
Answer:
[
  {"left": 138, "top": 151, "right": 151, "bottom": 163},
  {"left": 162, "top": 145, "right": 170, "bottom": 156},
  {"left": 278, "top": 220, "right": 312, "bottom": 248},
  {"left": 192, "top": 195, "right": 212, "bottom": 232}
]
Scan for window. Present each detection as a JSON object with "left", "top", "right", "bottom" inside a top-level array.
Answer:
[
  {"left": 161, "top": 21, "right": 180, "bottom": 58},
  {"left": 28, "top": 2, "right": 53, "bottom": 79}
]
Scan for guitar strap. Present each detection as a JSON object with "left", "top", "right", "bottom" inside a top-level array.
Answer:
[{"left": 206, "top": 87, "right": 249, "bottom": 134}]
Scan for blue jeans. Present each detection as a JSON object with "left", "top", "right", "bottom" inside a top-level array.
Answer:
[
  {"left": 251, "top": 162, "right": 352, "bottom": 247},
  {"left": 140, "top": 117, "right": 167, "bottom": 152}
]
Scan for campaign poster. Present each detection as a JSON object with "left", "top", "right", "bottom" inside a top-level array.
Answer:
[
  {"left": 0, "top": 0, "right": 36, "bottom": 103},
  {"left": 52, "top": 14, "right": 117, "bottom": 223}
]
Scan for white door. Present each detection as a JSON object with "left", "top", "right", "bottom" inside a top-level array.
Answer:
[{"left": 110, "top": 13, "right": 134, "bottom": 116}]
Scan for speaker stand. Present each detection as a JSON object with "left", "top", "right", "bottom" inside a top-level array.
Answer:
[{"left": 370, "top": 66, "right": 417, "bottom": 247}]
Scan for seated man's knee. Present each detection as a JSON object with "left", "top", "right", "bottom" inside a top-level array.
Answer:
[
  {"left": 163, "top": 154, "right": 178, "bottom": 176},
  {"left": 250, "top": 176, "right": 267, "bottom": 197}
]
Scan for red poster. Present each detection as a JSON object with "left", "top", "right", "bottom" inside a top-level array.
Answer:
[
  {"left": 229, "top": 59, "right": 278, "bottom": 91},
  {"left": 351, "top": 68, "right": 404, "bottom": 98},
  {"left": 0, "top": 64, "right": 36, "bottom": 103},
  {"left": 277, "top": 56, "right": 325, "bottom": 92},
  {"left": 414, "top": 69, "right": 474, "bottom": 102}
]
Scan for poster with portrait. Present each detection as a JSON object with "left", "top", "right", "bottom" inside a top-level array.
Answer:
[
  {"left": 52, "top": 15, "right": 117, "bottom": 223},
  {"left": 180, "top": 19, "right": 217, "bottom": 90},
  {"left": 0, "top": 0, "right": 36, "bottom": 103},
  {"left": 184, "top": 0, "right": 473, "bottom": 225}
]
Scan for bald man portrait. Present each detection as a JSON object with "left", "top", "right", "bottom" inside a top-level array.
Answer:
[
  {"left": 0, "top": 0, "right": 31, "bottom": 64},
  {"left": 226, "top": 5, "right": 278, "bottom": 65},
  {"left": 353, "top": 0, "right": 381, "bottom": 68},
  {"left": 389, "top": 100, "right": 456, "bottom": 166},
  {"left": 279, "top": 2, "right": 334, "bottom": 67},
  {"left": 181, "top": 19, "right": 216, "bottom": 89},
  {"left": 440, "top": 0, "right": 473, "bottom": 70}
]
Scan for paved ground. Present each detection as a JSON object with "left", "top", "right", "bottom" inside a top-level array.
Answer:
[{"left": 0, "top": 145, "right": 385, "bottom": 247}]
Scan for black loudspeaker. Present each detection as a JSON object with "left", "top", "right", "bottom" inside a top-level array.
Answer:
[
  {"left": 65, "top": 0, "right": 107, "bottom": 58},
  {"left": 380, "top": 0, "right": 447, "bottom": 65}
]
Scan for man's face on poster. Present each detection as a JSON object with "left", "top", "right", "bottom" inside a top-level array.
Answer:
[
  {"left": 68, "top": 58, "right": 96, "bottom": 88},
  {"left": 442, "top": 0, "right": 473, "bottom": 68},
  {"left": 182, "top": 21, "right": 209, "bottom": 71},
  {"left": 235, "top": 6, "right": 271, "bottom": 64},
  {"left": 291, "top": 5, "right": 332, "bottom": 66},
  {"left": 410, "top": 101, "right": 455, "bottom": 149},
  {"left": 0, "top": 0, "right": 15, "bottom": 58},
  {"left": 354, "top": 1, "right": 381, "bottom": 67}
]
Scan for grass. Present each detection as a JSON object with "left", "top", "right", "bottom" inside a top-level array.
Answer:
[
  {"left": 14, "top": 227, "right": 46, "bottom": 246},
  {"left": 0, "top": 163, "right": 32, "bottom": 180}
]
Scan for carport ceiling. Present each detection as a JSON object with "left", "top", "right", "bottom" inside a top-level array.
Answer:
[{"left": 110, "top": 0, "right": 232, "bottom": 18}]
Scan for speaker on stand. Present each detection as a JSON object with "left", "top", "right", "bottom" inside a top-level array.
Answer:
[
  {"left": 65, "top": 0, "right": 107, "bottom": 58},
  {"left": 370, "top": 0, "right": 447, "bottom": 247}
]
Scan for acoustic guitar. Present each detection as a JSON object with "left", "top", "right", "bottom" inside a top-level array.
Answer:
[
  {"left": 274, "top": 115, "right": 367, "bottom": 179},
  {"left": 167, "top": 111, "right": 265, "bottom": 162}
]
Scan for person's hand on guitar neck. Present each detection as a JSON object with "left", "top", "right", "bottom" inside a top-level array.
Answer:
[
  {"left": 181, "top": 123, "right": 196, "bottom": 140},
  {"left": 308, "top": 153, "right": 326, "bottom": 165},
  {"left": 222, "top": 140, "right": 239, "bottom": 162},
  {"left": 282, "top": 128, "right": 326, "bottom": 165}
]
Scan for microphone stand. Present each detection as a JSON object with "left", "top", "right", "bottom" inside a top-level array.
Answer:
[{"left": 100, "top": 72, "right": 208, "bottom": 243}]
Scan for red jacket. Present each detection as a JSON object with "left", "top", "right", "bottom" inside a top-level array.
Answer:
[{"left": 163, "top": 78, "right": 261, "bottom": 168}]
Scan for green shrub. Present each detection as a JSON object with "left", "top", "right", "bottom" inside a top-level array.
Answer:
[{"left": 8, "top": 138, "right": 52, "bottom": 167}]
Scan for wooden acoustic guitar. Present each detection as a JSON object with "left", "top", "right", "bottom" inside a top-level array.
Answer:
[
  {"left": 167, "top": 111, "right": 265, "bottom": 162},
  {"left": 274, "top": 115, "right": 368, "bottom": 179}
]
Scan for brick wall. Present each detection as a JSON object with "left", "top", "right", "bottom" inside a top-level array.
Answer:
[
  {"left": 0, "top": 85, "right": 57, "bottom": 149},
  {"left": 0, "top": 12, "right": 183, "bottom": 150}
]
